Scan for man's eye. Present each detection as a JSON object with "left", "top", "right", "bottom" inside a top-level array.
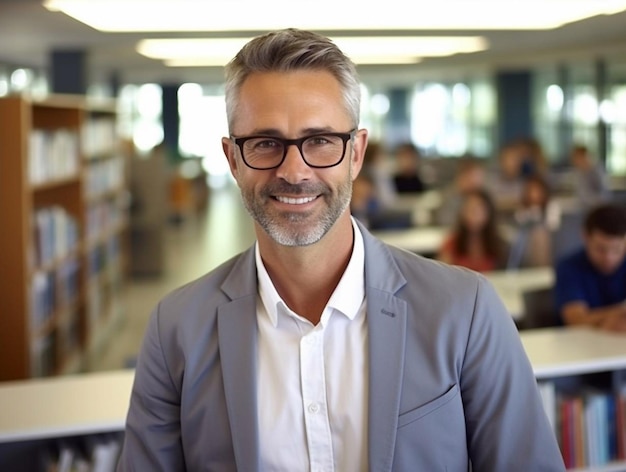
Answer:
[
  {"left": 251, "top": 139, "right": 281, "bottom": 151},
  {"left": 308, "top": 136, "right": 333, "bottom": 146}
]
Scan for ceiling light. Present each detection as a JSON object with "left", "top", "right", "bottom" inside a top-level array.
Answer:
[
  {"left": 138, "top": 36, "right": 486, "bottom": 67},
  {"left": 44, "top": 0, "right": 626, "bottom": 32}
]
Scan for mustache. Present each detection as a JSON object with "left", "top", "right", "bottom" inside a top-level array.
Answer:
[{"left": 262, "top": 181, "right": 329, "bottom": 196}]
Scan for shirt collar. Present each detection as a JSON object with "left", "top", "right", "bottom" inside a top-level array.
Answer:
[{"left": 256, "top": 217, "right": 366, "bottom": 327}]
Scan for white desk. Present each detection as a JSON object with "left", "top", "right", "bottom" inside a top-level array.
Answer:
[
  {"left": 0, "top": 370, "right": 134, "bottom": 443},
  {"left": 520, "top": 327, "right": 626, "bottom": 379},
  {"left": 486, "top": 266, "right": 555, "bottom": 320},
  {"left": 393, "top": 190, "right": 443, "bottom": 226},
  {"left": 372, "top": 226, "right": 448, "bottom": 255}
]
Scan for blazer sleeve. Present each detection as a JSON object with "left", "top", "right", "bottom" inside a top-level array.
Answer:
[
  {"left": 461, "top": 276, "right": 565, "bottom": 471},
  {"left": 117, "top": 303, "right": 185, "bottom": 471}
]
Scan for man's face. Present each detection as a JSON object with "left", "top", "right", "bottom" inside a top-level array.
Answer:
[
  {"left": 585, "top": 230, "right": 626, "bottom": 275},
  {"left": 222, "top": 70, "right": 366, "bottom": 247}
]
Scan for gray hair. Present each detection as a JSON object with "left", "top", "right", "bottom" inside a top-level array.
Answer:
[{"left": 224, "top": 29, "right": 361, "bottom": 131}]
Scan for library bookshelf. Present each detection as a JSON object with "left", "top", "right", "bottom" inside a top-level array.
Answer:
[
  {"left": 0, "top": 94, "right": 128, "bottom": 382},
  {"left": 522, "top": 328, "right": 626, "bottom": 471}
]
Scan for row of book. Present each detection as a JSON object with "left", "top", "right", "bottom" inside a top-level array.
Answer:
[
  {"left": 539, "top": 381, "right": 626, "bottom": 469},
  {"left": 44, "top": 433, "right": 122, "bottom": 472},
  {"left": 86, "top": 235, "right": 123, "bottom": 329},
  {"left": 85, "top": 198, "right": 125, "bottom": 242},
  {"left": 33, "top": 206, "right": 79, "bottom": 268},
  {"left": 29, "top": 129, "right": 80, "bottom": 185},
  {"left": 30, "top": 257, "right": 80, "bottom": 360},
  {"left": 31, "top": 257, "right": 80, "bottom": 337},
  {"left": 30, "top": 306, "right": 81, "bottom": 378},
  {"left": 84, "top": 157, "right": 125, "bottom": 199},
  {"left": 86, "top": 235, "right": 121, "bottom": 277},
  {"left": 82, "top": 117, "right": 117, "bottom": 158},
  {"left": 31, "top": 270, "right": 56, "bottom": 332},
  {"left": 30, "top": 331, "right": 56, "bottom": 378}
]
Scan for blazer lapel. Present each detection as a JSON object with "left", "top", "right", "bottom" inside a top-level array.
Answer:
[
  {"left": 217, "top": 247, "right": 260, "bottom": 472},
  {"left": 360, "top": 223, "right": 408, "bottom": 472}
]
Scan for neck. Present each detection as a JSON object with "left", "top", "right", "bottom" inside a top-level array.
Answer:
[{"left": 257, "top": 215, "right": 355, "bottom": 324}]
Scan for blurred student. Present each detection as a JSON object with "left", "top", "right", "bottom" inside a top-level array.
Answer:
[
  {"left": 517, "top": 136, "right": 549, "bottom": 179},
  {"left": 487, "top": 141, "right": 526, "bottom": 213},
  {"left": 392, "top": 142, "right": 425, "bottom": 194},
  {"left": 555, "top": 204, "right": 626, "bottom": 332},
  {"left": 350, "top": 173, "right": 378, "bottom": 228},
  {"left": 361, "top": 141, "right": 396, "bottom": 208},
  {"left": 507, "top": 175, "right": 561, "bottom": 268},
  {"left": 570, "top": 144, "right": 610, "bottom": 208},
  {"left": 435, "top": 158, "right": 487, "bottom": 227},
  {"left": 437, "top": 189, "right": 507, "bottom": 272}
]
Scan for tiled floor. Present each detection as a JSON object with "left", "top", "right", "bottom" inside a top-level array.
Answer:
[{"left": 89, "top": 183, "right": 256, "bottom": 372}]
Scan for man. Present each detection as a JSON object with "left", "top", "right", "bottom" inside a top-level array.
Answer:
[
  {"left": 570, "top": 144, "right": 611, "bottom": 209},
  {"left": 118, "top": 29, "right": 564, "bottom": 471},
  {"left": 555, "top": 203, "right": 626, "bottom": 331}
]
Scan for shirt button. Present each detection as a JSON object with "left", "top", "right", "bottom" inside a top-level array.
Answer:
[{"left": 308, "top": 403, "right": 320, "bottom": 414}]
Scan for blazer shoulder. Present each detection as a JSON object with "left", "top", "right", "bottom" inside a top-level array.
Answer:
[{"left": 156, "top": 249, "right": 253, "bottom": 322}]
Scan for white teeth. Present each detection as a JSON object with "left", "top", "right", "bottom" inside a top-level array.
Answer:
[{"left": 276, "top": 196, "right": 316, "bottom": 205}]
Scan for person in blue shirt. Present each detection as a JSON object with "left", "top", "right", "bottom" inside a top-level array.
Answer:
[{"left": 555, "top": 203, "right": 626, "bottom": 332}]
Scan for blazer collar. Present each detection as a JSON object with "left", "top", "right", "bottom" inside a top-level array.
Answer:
[
  {"left": 218, "top": 246, "right": 260, "bottom": 471},
  {"left": 359, "top": 221, "right": 409, "bottom": 471}
]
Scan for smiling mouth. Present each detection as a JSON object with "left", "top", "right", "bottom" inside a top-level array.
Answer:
[{"left": 274, "top": 195, "right": 318, "bottom": 205}]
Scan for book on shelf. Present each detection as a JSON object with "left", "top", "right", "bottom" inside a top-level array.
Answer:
[
  {"left": 29, "top": 129, "right": 79, "bottom": 185},
  {"left": 33, "top": 206, "right": 79, "bottom": 268},
  {"left": 81, "top": 117, "right": 117, "bottom": 158},
  {"left": 57, "top": 256, "right": 80, "bottom": 306},
  {"left": 539, "top": 379, "right": 626, "bottom": 469},
  {"left": 84, "top": 157, "right": 125, "bottom": 199},
  {"left": 86, "top": 197, "right": 125, "bottom": 242},
  {"left": 45, "top": 433, "right": 123, "bottom": 472}
]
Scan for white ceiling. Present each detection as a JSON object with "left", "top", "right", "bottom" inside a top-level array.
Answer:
[{"left": 1, "top": 0, "right": 626, "bottom": 87}]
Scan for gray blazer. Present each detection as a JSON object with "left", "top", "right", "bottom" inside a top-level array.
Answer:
[{"left": 118, "top": 223, "right": 565, "bottom": 471}]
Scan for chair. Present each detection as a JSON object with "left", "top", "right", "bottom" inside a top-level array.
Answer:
[
  {"left": 521, "top": 287, "right": 561, "bottom": 330},
  {"left": 550, "top": 211, "right": 584, "bottom": 264}
]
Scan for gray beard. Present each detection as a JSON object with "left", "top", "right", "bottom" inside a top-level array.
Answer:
[{"left": 241, "top": 175, "right": 353, "bottom": 247}]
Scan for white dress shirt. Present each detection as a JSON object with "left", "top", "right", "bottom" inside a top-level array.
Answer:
[{"left": 255, "top": 218, "right": 369, "bottom": 472}]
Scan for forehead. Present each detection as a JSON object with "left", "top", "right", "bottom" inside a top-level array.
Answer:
[
  {"left": 587, "top": 230, "right": 626, "bottom": 246},
  {"left": 232, "top": 70, "right": 350, "bottom": 134}
]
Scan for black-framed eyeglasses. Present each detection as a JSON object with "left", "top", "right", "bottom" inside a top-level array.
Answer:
[{"left": 231, "top": 129, "right": 357, "bottom": 170}]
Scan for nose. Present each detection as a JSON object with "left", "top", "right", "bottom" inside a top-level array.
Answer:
[{"left": 275, "top": 144, "right": 313, "bottom": 184}]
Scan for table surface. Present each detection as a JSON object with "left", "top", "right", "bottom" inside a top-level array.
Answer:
[
  {"left": 520, "top": 327, "right": 626, "bottom": 379},
  {"left": 372, "top": 225, "right": 448, "bottom": 255},
  {"left": 486, "top": 266, "right": 555, "bottom": 320},
  {"left": 0, "top": 369, "right": 134, "bottom": 443}
]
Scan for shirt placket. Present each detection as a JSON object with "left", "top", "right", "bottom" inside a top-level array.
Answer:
[{"left": 300, "top": 324, "right": 334, "bottom": 472}]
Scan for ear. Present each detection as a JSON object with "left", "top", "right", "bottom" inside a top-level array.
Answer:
[
  {"left": 222, "top": 137, "right": 241, "bottom": 182},
  {"left": 350, "top": 128, "right": 368, "bottom": 182}
]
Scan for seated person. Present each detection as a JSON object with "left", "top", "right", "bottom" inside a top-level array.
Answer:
[
  {"left": 570, "top": 144, "right": 610, "bottom": 208},
  {"left": 361, "top": 141, "right": 397, "bottom": 209},
  {"left": 437, "top": 189, "right": 508, "bottom": 273},
  {"left": 392, "top": 142, "right": 425, "bottom": 194},
  {"left": 487, "top": 141, "right": 526, "bottom": 214},
  {"left": 554, "top": 204, "right": 626, "bottom": 332},
  {"left": 350, "top": 174, "right": 378, "bottom": 228},
  {"left": 435, "top": 157, "right": 487, "bottom": 227},
  {"left": 508, "top": 175, "right": 561, "bottom": 268}
]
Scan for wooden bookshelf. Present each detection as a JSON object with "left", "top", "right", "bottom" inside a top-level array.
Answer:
[
  {"left": 0, "top": 94, "right": 128, "bottom": 381},
  {"left": 523, "top": 328, "right": 626, "bottom": 471}
]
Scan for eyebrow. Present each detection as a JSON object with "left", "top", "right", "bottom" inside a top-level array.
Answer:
[{"left": 244, "top": 126, "right": 341, "bottom": 137}]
